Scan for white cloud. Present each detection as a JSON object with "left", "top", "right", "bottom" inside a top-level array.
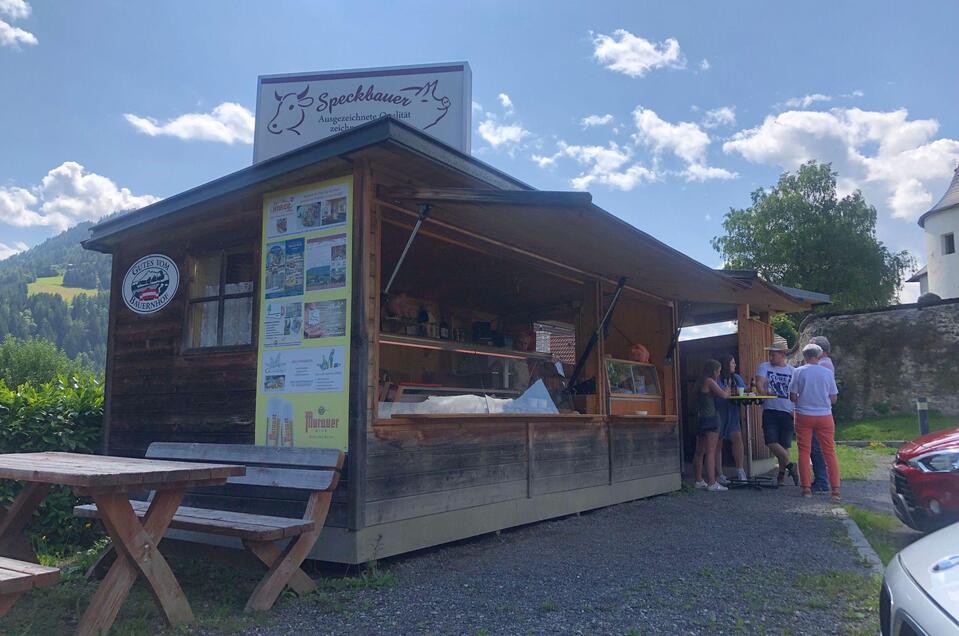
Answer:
[
  {"left": 477, "top": 119, "right": 530, "bottom": 149},
  {"left": 592, "top": 29, "right": 686, "bottom": 77},
  {"left": 782, "top": 93, "right": 832, "bottom": 108},
  {"left": 552, "top": 141, "right": 658, "bottom": 191},
  {"left": 0, "top": 162, "right": 160, "bottom": 232},
  {"left": 0, "top": 0, "right": 34, "bottom": 49},
  {"left": 0, "top": 240, "right": 28, "bottom": 260},
  {"left": 581, "top": 114, "right": 614, "bottom": 128},
  {"left": 498, "top": 93, "right": 513, "bottom": 112},
  {"left": 704, "top": 213, "right": 713, "bottom": 221},
  {"left": 124, "top": 102, "right": 254, "bottom": 144},
  {"left": 702, "top": 106, "right": 736, "bottom": 129},
  {"left": 0, "top": 0, "right": 30, "bottom": 19},
  {"left": 633, "top": 107, "right": 737, "bottom": 181},
  {"left": 0, "top": 17, "right": 35, "bottom": 48},
  {"left": 723, "top": 107, "right": 959, "bottom": 220},
  {"left": 699, "top": 58, "right": 711, "bottom": 71}
]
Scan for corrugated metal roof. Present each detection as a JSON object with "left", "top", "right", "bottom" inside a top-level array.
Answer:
[{"left": 919, "top": 165, "right": 959, "bottom": 228}]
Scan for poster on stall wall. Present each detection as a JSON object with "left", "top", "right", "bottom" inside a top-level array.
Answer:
[{"left": 255, "top": 176, "right": 352, "bottom": 451}]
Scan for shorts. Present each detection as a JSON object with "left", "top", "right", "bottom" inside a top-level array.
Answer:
[
  {"left": 719, "top": 408, "right": 741, "bottom": 439},
  {"left": 762, "top": 409, "right": 794, "bottom": 448},
  {"left": 698, "top": 415, "right": 720, "bottom": 434}
]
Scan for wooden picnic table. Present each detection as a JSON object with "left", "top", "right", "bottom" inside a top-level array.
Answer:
[{"left": 0, "top": 451, "right": 245, "bottom": 635}]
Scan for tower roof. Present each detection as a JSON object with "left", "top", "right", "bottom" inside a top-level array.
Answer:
[{"left": 919, "top": 164, "right": 959, "bottom": 228}]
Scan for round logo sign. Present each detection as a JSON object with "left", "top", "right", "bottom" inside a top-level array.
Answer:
[{"left": 122, "top": 254, "right": 179, "bottom": 315}]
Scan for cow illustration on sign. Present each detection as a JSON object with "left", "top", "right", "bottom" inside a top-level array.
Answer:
[
  {"left": 400, "top": 80, "right": 450, "bottom": 130},
  {"left": 267, "top": 86, "right": 314, "bottom": 136}
]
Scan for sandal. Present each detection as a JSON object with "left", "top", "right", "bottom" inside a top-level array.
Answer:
[
  {"left": 787, "top": 462, "right": 800, "bottom": 486},
  {"left": 777, "top": 469, "right": 786, "bottom": 486}
]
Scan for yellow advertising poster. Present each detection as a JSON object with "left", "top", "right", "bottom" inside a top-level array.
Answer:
[{"left": 255, "top": 176, "right": 352, "bottom": 451}]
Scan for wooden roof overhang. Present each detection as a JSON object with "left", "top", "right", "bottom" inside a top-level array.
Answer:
[
  {"left": 683, "top": 270, "right": 829, "bottom": 327},
  {"left": 82, "top": 116, "right": 813, "bottom": 315}
]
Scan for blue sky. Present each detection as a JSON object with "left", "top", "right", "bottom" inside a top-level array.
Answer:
[{"left": 2, "top": 0, "right": 958, "bottom": 304}]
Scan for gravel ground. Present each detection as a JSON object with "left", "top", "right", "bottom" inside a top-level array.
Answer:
[{"left": 243, "top": 485, "right": 877, "bottom": 636}]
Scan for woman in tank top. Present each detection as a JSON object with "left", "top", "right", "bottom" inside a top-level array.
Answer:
[{"left": 693, "top": 359, "right": 731, "bottom": 492}]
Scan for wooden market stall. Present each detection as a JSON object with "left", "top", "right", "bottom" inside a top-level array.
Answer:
[{"left": 83, "top": 117, "right": 814, "bottom": 563}]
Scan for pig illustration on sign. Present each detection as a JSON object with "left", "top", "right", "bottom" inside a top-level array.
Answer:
[
  {"left": 400, "top": 80, "right": 451, "bottom": 130},
  {"left": 267, "top": 86, "right": 314, "bottom": 136}
]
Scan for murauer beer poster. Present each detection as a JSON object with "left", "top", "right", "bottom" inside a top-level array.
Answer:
[{"left": 255, "top": 176, "right": 352, "bottom": 451}]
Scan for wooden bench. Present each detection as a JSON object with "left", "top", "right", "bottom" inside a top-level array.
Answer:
[
  {"left": 0, "top": 556, "right": 59, "bottom": 616},
  {"left": 75, "top": 443, "right": 344, "bottom": 612}
]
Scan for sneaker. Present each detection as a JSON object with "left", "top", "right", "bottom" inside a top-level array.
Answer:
[
  {"left": 787, "top": 463, "right": 800, "bottom": 486},
  {"left": 707, "top": 482, "right": 728, "bottom": 492},
  {"left": 801, "top": 489, "right": 813, "bottom": 498},
  {"left": 812, "top": 487, "right": 830, "bottom": 495},
  {"left": 718, "top": 474, "right": 730, "bottom": 486},
  {"left": 830, "top": 492, "right": 841, "bottom": 503},
  {"left": 694, "top": 480, "right": 708, "bottom": 489},
  {"left": 736, "top": 469, "right": 747, "bottom": 481}
]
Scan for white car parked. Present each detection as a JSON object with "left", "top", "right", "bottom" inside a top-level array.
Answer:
[{"left": 882, "top": 522, "right": 959, "bottom": 635}]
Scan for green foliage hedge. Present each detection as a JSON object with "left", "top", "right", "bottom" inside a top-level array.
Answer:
[{"left": 0, "top": 376, "right": 104, "bottom": 554}]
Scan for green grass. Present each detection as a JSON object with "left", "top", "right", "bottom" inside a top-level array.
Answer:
[
  {"left": 26, "top": 274, "right": 99, "bottom": 302},
  {"left": 0, "top": 549, "right": 398, "bottom": 635},
  {"left": 842, "top": 505, "right": 904, "bottom": 565},
  {"left": 836, "top": 411, "right": 955, "bottom": 441},
  {"left": 834, "top": 444, "right": 896, "bottom": 480},
  {"left": 794, "top": 570, "right": 881, "bottom": 636}
]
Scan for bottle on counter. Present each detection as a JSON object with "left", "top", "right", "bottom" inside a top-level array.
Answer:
[
  {"left": 439, "top": 317, "right": 450, "bottom": 340},
  {"left": 417, "top": 306, "right": 429, "bottom": 337},
  {"left": 748, "top": 378, "right": 758, "bottom": 396}
]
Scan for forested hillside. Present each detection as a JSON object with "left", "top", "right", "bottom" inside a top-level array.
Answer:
[{"left": 0, "top": 223, "right": 110, "bottom": 369}]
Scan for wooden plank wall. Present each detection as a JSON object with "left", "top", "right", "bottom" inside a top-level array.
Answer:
[
  {"left": 603, "top": 296, "right": 677, "bottom": 416},
  {"left": 737, "top": 309, "right": 774, "bottom": 462},
  {"left": 104, "top": 183, "right": 355, "bottom": 527},
  {"left": 366, "top": 416, "right": 678, "bottom": 528}
]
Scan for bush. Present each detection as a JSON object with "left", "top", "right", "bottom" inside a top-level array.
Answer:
[
  {"left": 772, "top": 314, "right": 799, "bottom": 349},
  {"left": 0, "top": 336, "right": 95, "bottom": 388},
  {"left": 0, "top": 376, "right": 104, "bottom": 554}
]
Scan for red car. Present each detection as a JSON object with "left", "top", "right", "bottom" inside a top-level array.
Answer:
[{"left": 891, "top": 427, "right": 959, "bottom": 532}]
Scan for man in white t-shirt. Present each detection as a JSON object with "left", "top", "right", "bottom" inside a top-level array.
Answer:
[
  {"left": 789, "top": 343, "right": 841, "bottom": 500},
  {"left": 755, "top": 336, "right": 799, "bottom": 486}
]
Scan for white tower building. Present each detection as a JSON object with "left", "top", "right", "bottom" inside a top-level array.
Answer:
[{"left": 916, "top": 165, "right": 959, "bottom": 299}]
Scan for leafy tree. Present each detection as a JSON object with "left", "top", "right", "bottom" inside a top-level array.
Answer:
[
  {"left": 711, "top": 161, "right": 913, "bottom": 311},
  {"left": 0, "top": 337, "right": 95, "bottom": 388},
  {"left": 771, "top": 314, "right": 799, "bottom": 349}
]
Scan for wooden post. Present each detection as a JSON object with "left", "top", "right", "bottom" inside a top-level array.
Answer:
[
  {"left": 671, "top": 301, "right": 683, "bottom": 474},
  {"left": 101, "top": 252, "right": 121, "bottom": 455},
  {"left": 347, "top": 159, "right": 371, "bottom": 532}
]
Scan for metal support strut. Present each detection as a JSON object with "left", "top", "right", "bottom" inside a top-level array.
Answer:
[
  {"left": 567, "top": 276, "right": 627, "bottom": 391},
  {"left": 382, "top": 203, "right": 430, "bottom": 301}
]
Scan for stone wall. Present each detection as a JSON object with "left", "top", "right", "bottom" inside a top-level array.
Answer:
[{"left": 798, "top": 299, "right": 959, "bottom": 420}]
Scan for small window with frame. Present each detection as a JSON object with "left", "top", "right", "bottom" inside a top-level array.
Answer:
[
  {"left": 943, "top": 232, "right": 956, "bottom": 256},
  {"left": 186, "top": 248, "right": 256, "bottom": 349}
]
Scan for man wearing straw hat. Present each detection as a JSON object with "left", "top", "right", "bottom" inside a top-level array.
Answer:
[{"left": 755, "top": 335, "right": 800, "bottom": 486}]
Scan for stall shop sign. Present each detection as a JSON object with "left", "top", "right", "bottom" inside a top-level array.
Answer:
[{"left": 122, "top": 254, "right": 179, "bottom": 314}]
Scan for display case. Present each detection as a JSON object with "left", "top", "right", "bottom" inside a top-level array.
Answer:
[{"left": 605, "top": 358, "right": 663, "bottom": 416}]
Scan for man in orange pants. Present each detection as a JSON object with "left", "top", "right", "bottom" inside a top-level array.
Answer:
[{"left": 789, "top": 343, "right": 841, "bottom": 501}]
